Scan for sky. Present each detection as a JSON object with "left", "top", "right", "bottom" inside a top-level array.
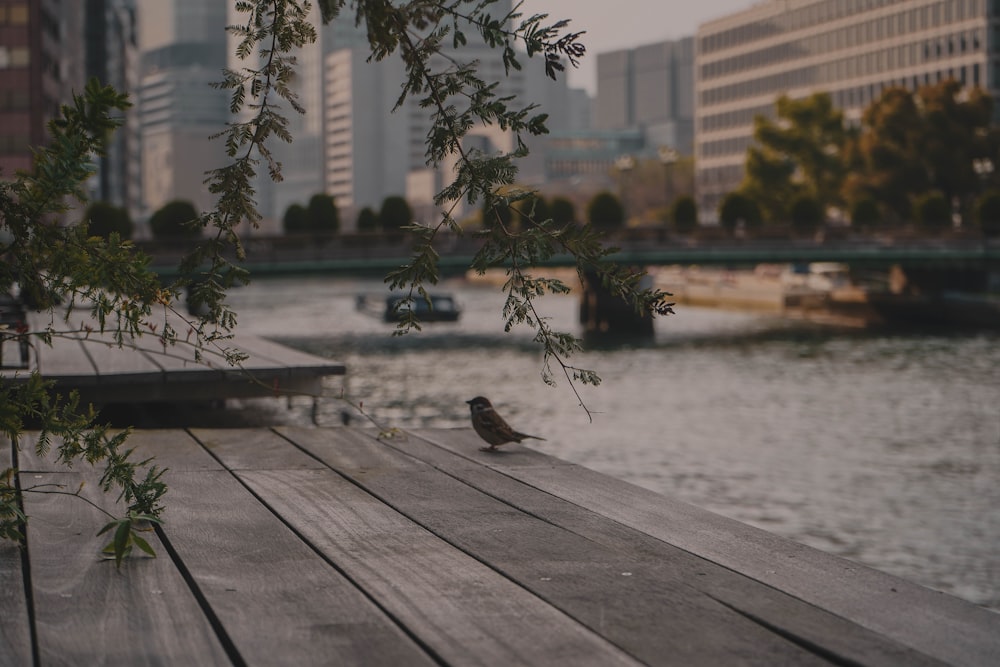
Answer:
[{"left": 516, "top": 0, "right": 756, "bottom": 93}]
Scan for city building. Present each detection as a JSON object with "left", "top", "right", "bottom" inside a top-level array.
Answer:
[
  {"left": 136, "top": 0, "right": 229, "bottom": 220},
  {"left": 84, "top": 0, "right": 141, "bottom": 218},
  {"left": 0, "top": 0, "right": 63, "bottom": 176},
  {"left": 594, "top": 37, "right": 695, "bottom": 156},
  {"left": 695, "top": 0, "right": 998, "bottom": 219},
  {"left": 320, "top": 1, "right": 579, "bottom": 225},
  {"left": 246, "top": 3, "right": 325, "bottom": 230},
  {"left": 322, "top": 44, "right": 408, "bottom": 219}
]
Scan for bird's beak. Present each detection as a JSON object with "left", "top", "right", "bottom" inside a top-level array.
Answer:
[{"left": 465, "top": 399, "right": 473, "bottom": 404}]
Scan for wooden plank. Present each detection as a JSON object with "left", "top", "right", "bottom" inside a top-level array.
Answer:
[
  {"left": 20, "top": 470, "right": 231, "bottom": 665},
  {"left": 80, "top": 337, "right": 164, "bottom": 383},
  {"left": 6, "top": 307, "right": 342, "bottom": 406},
  {"left": 123, "top": 426, "right": 436, "bottom": 665},
  {"left": 277, "top": 426, "right": 840, "bottom": 666},
  {"left": 356, "top": 428, "right": 949, "bottom": 667},
  {"left": 225, "top": 335, "right": 344, "bottom": 375},
  {"left": 0, "top": 439, "right": 33, "bottom": 666},
  {"left": 192, "top": 428, "right": 643, "bottom": 667},
  {"left": 32, "top": 335, "right": 96, "bottom": 382},
  {"left": 413, "top": 428, "right": 1000, "bottom": 667},
  {"left": 188, "top": 427, "right": 325, "bottom": 471},
  {"left": 158, "top": 468, "right": 440, "bottom": 666}
]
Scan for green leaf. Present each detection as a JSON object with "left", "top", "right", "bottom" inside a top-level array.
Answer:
[
  {"left": 131, "top": 533, "right": 156, "bottom": 558},
  {"left": 112, "top": 519, "right": 131, "bottom": 567}
]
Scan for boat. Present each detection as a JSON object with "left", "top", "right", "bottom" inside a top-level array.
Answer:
[{"left": 356, "top": 292, "right": 462, "bottom": 323}]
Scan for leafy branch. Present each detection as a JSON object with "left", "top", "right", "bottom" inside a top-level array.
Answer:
[{"left": 360, "top": 1, "right": 673, "bottom": 404}]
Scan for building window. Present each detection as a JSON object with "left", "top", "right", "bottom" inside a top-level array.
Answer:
[
  {"left": 0, "top": 47, "right": 30, "bottom": 68},
  {"left": 8, "top": 4, "right": 28, "bottom": 25}
]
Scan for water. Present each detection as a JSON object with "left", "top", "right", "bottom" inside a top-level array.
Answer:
[{"left": 222, "top": 275, "right": 1000, "bottom": 611}]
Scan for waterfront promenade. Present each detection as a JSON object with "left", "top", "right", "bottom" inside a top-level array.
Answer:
[{"left": 4, "top": 426, "right": 999, "bottom": 665}]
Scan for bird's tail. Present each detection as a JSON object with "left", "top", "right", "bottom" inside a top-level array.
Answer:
[{"left": 517, "top": 433, "right": 546, "bottom": 442}]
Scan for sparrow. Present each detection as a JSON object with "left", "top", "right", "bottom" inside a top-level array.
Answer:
[{"left": 466, "top": 396, "right": 545, "bottom": 451}]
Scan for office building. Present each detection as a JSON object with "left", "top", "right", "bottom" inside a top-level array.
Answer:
[
  {"left": 595, "top": 37, "right": 695, "bottom": 155},
  {"left": 136, "top": 0, "right": 228, "bottom": 218},
  {"left": 85, "top": 0, "right": 141, "bottom": 217},
  {"left": 245, "top": 3, "right": 325, "bottom": 228},
  {"left": 695, "top": 0, "right": 997, "bottom": 217},
  {"left": 0, "top": 0, "right": 63, "bottom": 176},
  {"left": 319, "top": 0, "right": 583, "bottom": 223}
]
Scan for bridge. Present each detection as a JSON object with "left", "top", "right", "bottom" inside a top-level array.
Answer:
[{"left": 147, "top": 234, "right": 1000, "bottom": 290}]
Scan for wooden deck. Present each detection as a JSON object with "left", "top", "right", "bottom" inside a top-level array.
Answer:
[
  {"left": 3, "top": 427, "right": 998, "bottom": 666},
  {"left": 0, "top": 312, "right": 344, "bottom": 406}
]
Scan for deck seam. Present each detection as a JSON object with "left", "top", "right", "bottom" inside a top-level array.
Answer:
[
  {"left": 11, "top": 443, "right": 41, "bottom": 667},
  {"left": 153, "top": 523, "right": 247, "bottom": 667},
  {"left": 183, "top": 427, "right": 452, "bottom": 667},
  {"left": 707, "top": 594, "right": 868, "bottom": 667},
  {"left": 272, "top": 428, "right": 649, "bottom": 665}
]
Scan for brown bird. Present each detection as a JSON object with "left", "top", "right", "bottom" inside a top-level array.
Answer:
[{"left": 466, "top": 396, "right": 545, "bottom": 451}]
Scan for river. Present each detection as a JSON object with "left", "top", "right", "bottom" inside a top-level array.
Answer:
[{"left": 220, "top": 274, "right": 1000, "bottom": 612}]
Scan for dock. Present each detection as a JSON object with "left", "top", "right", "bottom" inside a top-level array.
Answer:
[
  {"left": 4, "top": 427, "right": 998, "bottom": 665},
  {"left": 0, "top": 311, "right": 345, "bottom": 406}
]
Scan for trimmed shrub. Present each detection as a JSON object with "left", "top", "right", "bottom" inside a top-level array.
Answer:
[
  {"left": 550, "top": 196, "right": 576, "bottom": 228},
  {"left": 84, "top": 201, "right": 132, "bottom": 240},
  {"left": 482, "top": 198, "right": 514, "bottom": 228},
  {"left": 914, "top": 190, "right": 951, "bottom": 234},
  {"left": 975, "top": 190, "right": 1000, "bottom": 237},
  {"left": 149, "top": 200, "right": 200, "bottom": 239},
  {"left": 379, "top": 195, "right": 413, "bottom": 231},
  {"left": 356, "top": 206, "right": 378, "bottom": 233},
  {"left": 850, "top": 197, "right": 881, "bottom": 230},
  {"left": 516, "top": 195, "right": 551, "bottom": 227},
  {"left": 283, "top": 203, "right": 309, "bottom": 234},
  {"left": 586, "top": 191, "right": 625, "bottom": 231},
  {"left": 671, "top": 196, "right": 698, "bottom": 234},
  {"left": 789, "top": 195, "right": 824, "bottom": 236},
  {"left": 306, "top": 193, "right": 339, "bottom": 235},
  {"left": 718, "top": 192, "right": 762, "bottom": 235}
]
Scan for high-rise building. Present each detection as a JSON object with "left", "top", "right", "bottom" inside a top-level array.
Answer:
[
  {"left": 322, "top": 45, "right": 408, "bottom": 217},
  {"left": 242, "top": 3, "right": 325, "bottom": 229},
  {"left": 319, "top": 1, "right": 577, "bottom": 224},
  {"left": 695, "top": 0, "right": 997, "bottom": 218},
  {"left": 84, "top": 0, "right": 140, "bottom": 218},
  {"left": 594, "top": 37, "right": 695, "bottom": 155},
  {"left": 136, "top": 0, "right": 228, "bottom": 219},
  {"left": 0, "top": 0, "right": 63, "bottom": 176}
]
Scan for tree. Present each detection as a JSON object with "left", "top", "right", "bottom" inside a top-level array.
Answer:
[
  {"left": 306, "top": 193, "right": 339, "bottom": 235},
  {"left": 149, "top": 199, "right": 200, "bottom": 240},
  {"left": 379, "top": 195, "right": 413, "bottom": 232},
  {"left": 789, "top": 195, "right": 824, "bottom": 237},
  {"left": 718, "top": 192, "right": 762, "bottom": 235},
  {"left": 587, "top": 191, "right": 625, "bottom": 231},
  {"left": 671, "top": 196, "right": 698, "bottom": 234},
  {"left": 849, "top": 197, "right": 881, "bottom": 231},
  {"left": 550, "top": 196, "right": 576, "bottom": 228},
  {"left": 356, "top": 206, "right": 378, "bottom": 233},
  {"left": 847, "top": 80, "right": 1000, "bottom": 223},
  {"left": 1, "top": 80, "right": 167, "bottom": 563},
  {"left": 914, "top": 190, "right": 951, "bottom": 234},
  {"left": 482, "top": 196, "right": 514, "bottom": 230},
  {"left": 741, "top": 93, "right": 849, "bottom": 223},
  {"left": 3, "top": 2, "right": 673, "bottom": 565},
  {"left": 975, "top": 190, "right": 1000, "bottom": 237},
  {"left": 283, "top": 203, "right": 309, "bottom": 234},
  {"left": 83, "top": 201, "right": 132, "bottom": 240},
  {"left": 515, "top": 196, "right": 551, "bottom": 229}
]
